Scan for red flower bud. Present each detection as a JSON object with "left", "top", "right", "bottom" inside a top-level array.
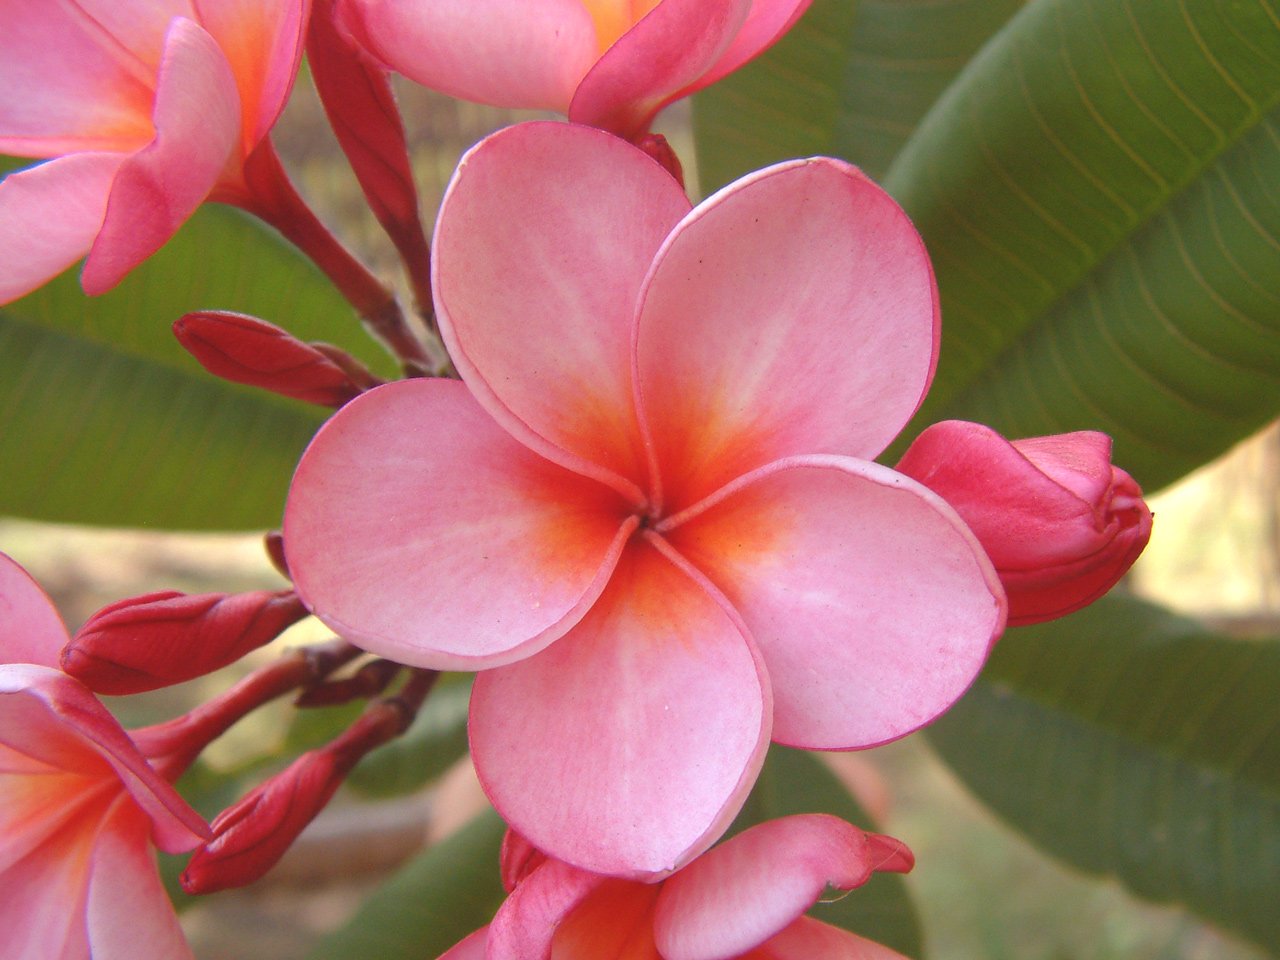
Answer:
[
  {"left": 63, "top": 590, "right": 309, "bottom": 695},
  {"left": 897, "top": 421, "right": 1153, "bottom": 626},
  {"left": 173, "top": 311, "right": 371, "bottom": 406}
]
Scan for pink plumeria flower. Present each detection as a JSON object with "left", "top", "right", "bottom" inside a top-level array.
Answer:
[
  {"left": 285, "top": 121, "right": 1006, "bottom": 877},
  {"left": 0, "top": 553, "right": 209, "bottom": 959},
  {"left": 0, "top": 0, "right": 309, "bottom": 304},
  {"left": 338, "top": 0, "right": 811, "bottom": 141},
  {"left": 440, "top": 815, "right": 915, "bottom": 959}
]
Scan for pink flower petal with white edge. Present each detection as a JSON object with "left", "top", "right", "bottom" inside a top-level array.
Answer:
[
  {"left": 654, "top": 814, "right": 910, "bottom": 960},
  {"left": 487, "top": 858, "right": 606, "bottom": 959},
  {"left": 0, "top": 552, "right": 71, "bottom": 668},
  {"left": 663, "top": 455, "right": 1005, "bottom": 749},
  {"left": 635, "top": 157, "right": 938, "bottom": 514},
  {"left": 82, "top": 17, "right": 240, "bottom": 295},
  {"left": 756, "top": 916, "right": 912, "bottom": 960},
  {"left": 85, "top": 799, "right": 195, "bottom": 960},
  {"left": 0, "top": 664, "right": 209, "bottom": 853},
  {"left": 568, "top": 0, "right": 751, "bottom": 140},
  {"left": 286, "top": 379, "right": 638, "bottom": 671},
  {"left": 437, "top": 927, "right": 488, "bottom": 960},
  {"left": 338, "top": 0, "right": 597, "bottom": 111},
  {"left": 434, "top": 121, "right": 691, "bottom": 498},
  {"left": 0, "top": 153, "right": 124, "bottom": 306},
  {"left": 193, "top": 0, "right": 309, "bottom": 149},
  {"left": 695, "top": 0, "right": 812, "bottom": 92},
  {"left": 470, "top": 539, "right": 771, "bottom": 878},
  {"left": 0, "top": 0, "right": 160, "bottom": 156}
]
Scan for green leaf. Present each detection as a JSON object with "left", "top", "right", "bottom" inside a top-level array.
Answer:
[
  {"left": 306, "top": 810, "right": 507, "bottom": 960},
  {"left": 729, "top": 746, "right": 924, "bottom": 957},
  {"left": 0, "top": 183, "right": 392, "bottom": 530},
  {"left": 347, "top": 677, "right": 472, "bottom": 798},
  {"left": 883, "top": 0, "right": 1280, "bottom": 489},
  {"left": 926, "top": 593, "right": 1280, "bottom": 953},
  {"left": 693, "top": 0, "right": 1026, "bottom": 191}
]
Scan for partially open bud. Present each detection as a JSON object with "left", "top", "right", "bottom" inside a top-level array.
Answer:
[
  {"left": 64, "top": 590, "right": 309, "bottom": 695},
  {"left": 173, "top": 311, "right": 375, "bottom": 406},
  {"left": 897, "top": 421, "right": 1153, "bottom": 626}
]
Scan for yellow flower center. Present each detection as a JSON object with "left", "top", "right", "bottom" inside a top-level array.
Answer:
[{"left": 580, "top": 0, "right": 664, "bottom": 53}]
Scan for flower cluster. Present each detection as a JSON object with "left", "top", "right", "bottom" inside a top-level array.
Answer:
[{"left": 0, "top": 2, "right": 1152, "bottom": 958}]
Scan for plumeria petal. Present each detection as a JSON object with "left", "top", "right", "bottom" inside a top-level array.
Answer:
[
  {"left": 286, "top": 379, "right": 637, "bottom": 670},
  {"left": 653, "top": 814, "right": 909, "bottom": 960},
  {"left": 756, "top": 916, "right": 910, "bottom": 960},
  {"left": 550, "top": 877, "right": 663, "bottom": 959},
  {"left": 434, "top": 121, "right": 691, "bottom": 498},
  {"left": 0, "top": 552, "right": 71, "bottom": 668},
  {"left": 0, "top": 0, "right": 161, "bottom": 155},
  {"left": 85, "top": 799, "right": 195, "bottom": 960},
  {"left": 82, "top": 17, "right": 241, "bottom": 295},
  {"left": 193, "top": 0, "right": 309, "bottom": 149},
  {"left": 488, "top": 858, "right": 607, "bottom": 959},
  {"left": 662, "top": 455, "right": 1004, "bottom": 749},
  {"left": 0, "top": 153, "right": 124, "bottom": 306},
  {"left": 470, "top": 539, "right": 771, "bottom": 878},
  {"left": 338, "top": 0, "right": 597, "bottom": 111},
  {"left": 634, "top": 157, "right": 939, "bottom": 513},
  {"left": 568, "top": 0, "right": 751, "bottom": 140},
  {"left": 695, "top": 0, "right": 812, "bottom": 91},
  {"left": 0, "top": 664, "right": 209, "bottom": 852}
]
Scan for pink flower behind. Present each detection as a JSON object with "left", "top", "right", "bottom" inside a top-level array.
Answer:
[
  {"left": 338, "top": 0, "right": 811, "bottom": 141},
  {"left": 438, "top": 815, "right": 915, "bottom": 960},
  {"left": 0, "top": 553, "right": 209, "bottom": 959},
  {"left": 285, "top": 121, "right": 1006, "bottom": 877},
  {"left": 0, "top": 0, "right": 309, "bottom": 304}
]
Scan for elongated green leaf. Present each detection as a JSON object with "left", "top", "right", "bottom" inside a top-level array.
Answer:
[
  {"left": 730, "top": 746, "right": 924, "bottom": 956},
  {"left": 693, "top": 0, "right": 1025, "bottom": 190},
  {"left": 883, "top": 0, "right": 1280, "bottom": 488},
  {"left": 0, "top": 186, "right": 393, "bottom": 530},
  {"left": 307, "top": 810, "right": 507, "bottom": 960},
  {"left": 927, "top": 594, "right": 1280, "bottom": 953}
]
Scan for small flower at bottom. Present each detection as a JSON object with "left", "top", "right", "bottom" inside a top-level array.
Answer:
[
  {"left": 439, "top": 814, "right": 914, "bottom": 960},
  {"left": 0, "top": 553, "right": 208, "bottom": 960},
  {"left": 896, "top": 421, "right": 1153, "bottom": 626},
  {"left": 285, "top": 121, "right": 1006, "bottom": 878}
]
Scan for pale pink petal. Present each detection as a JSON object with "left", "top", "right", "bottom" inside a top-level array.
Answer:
[
  {"left": 437, "top": 927, "right": 488, "bottom": 960},
  {"left": 654, "top": 814, "right": 910, "bottom": 960},
  {"left": 434, "top": 121, "right": 691, "bottom": 497},
  {"left": 662, "top": 456, "right": 1005, "bottom": 749},
  {"left": 86, "top": 799, "right": 194, "bottom": 960},
  {"left": 757, "top": 917, "right": 912, "bottom": 960},
  {"left": 82, "top": 17, "right": 240, "bottom": 295},
  {"left": 54, "top": 2, "right": 197, "bottom": 70},
  {"left": 569, "top": 0, "right": 751, "bottom": 140},
  {"left": 285, "top": 379, "right": 637, "bottom": 671},
  {"left": 0, "top": 0, "right": 164, "bottom": 155},
  {"left": 0, "top": 664, "right": 208, "bottom": 852},
  {"left": 193, "top": 0, "right": 309, "bottom": 148},
  {"left": 487, "top": 858, "right": 605, "bottom": 958},
  {"left": 0, "top": 552, "right": 71, "bottom": 668},
  {"left": 635, "top": 158, "right": 939, "bottom": 514},
  {"left": 338, "top": 0, "right": 596, "bottom": 111},
  {"left": 0, "top": 153, "right": 124, "bottom": 306},
  {"left": 470, "top": 539, "right": 770, "bottom": 878},
  {"left": 695, "top": 0, "right": 812, "bottom": 93}
]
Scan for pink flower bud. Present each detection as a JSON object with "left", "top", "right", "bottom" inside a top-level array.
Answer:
[
  {"left": 64, "top": 589, "right": 309, "bottom": 695},
  {"left": 173, "top": 311, "right": 371, "bottom": 406},
  {"left": 181, "top": 747, "right": 348, "bottom": 894},
  {"left": 897, "top": 421, "right": 1153, "bottom": 626}
]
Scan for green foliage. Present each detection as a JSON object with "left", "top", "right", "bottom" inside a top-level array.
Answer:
[
  {"left": 0, "top": 188, "right": 391, "bottom": 530},
  {"left": 306, "top": 810, "right": 507, "bottom": 960},
  {"left": 927, "top": 593, "right": 1280, "bottom": 953},
  {"left": 730, "top": 746, "right": 924, "bottom": 957}
]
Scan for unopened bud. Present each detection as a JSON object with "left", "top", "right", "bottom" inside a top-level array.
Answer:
[
  {"left": 636, "top": 133, "right": 684, "bottom": 186},
  {"left": 64, "top": 590, "right": 309, "bottom": 695},
  {"left": 173, "top": 311, "right": 373, "bottom": 406}
]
